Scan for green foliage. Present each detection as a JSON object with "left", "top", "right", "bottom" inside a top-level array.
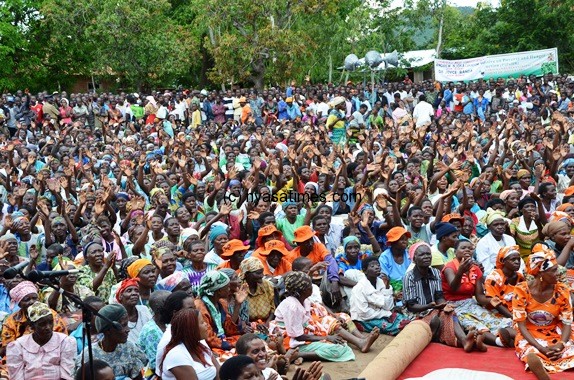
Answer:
[
  {"left": 41, "top": 0, "right": 196, "bottom": 90},
  {"left": 2, "top": 0, "right": 574, "bottom": 91}
]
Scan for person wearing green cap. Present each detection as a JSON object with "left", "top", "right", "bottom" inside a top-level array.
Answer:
[{"left": 76, "top": 304, "right": 147, "bottom": 380}]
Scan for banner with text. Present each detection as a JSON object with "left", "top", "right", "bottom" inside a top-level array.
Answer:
[{"left": 434, "top": 48, "right": 559, "bottom": 82}]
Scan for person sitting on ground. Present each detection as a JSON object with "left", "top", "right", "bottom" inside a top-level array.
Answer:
[
  {"left": 350, "top": 256, "right": 410, "bottom": 335},
  {"left": 403, "top": 242, "right": 484, "bottom": 352}
]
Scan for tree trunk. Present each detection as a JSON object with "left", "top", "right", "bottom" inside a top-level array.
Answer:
[
  {"left": 328, "top": 54, "right": 333, "bottom": 84},
  {"left": 436, "top": 0, "right": 446, "bottom": 59}
]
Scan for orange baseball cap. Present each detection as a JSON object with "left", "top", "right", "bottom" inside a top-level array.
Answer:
[
  {"left": 221, "top": 239, "right": 249, "bottom": 258},
  {"left": 261, "top": 240, "right": 290, "bottom": 257},
  {"left": 442, "top": 213, "right": 464, "bottom": 224},
  {"left": 386, "top": 227, "right": 411, "bottom": 243},
  {"left": 293, "top": 226, "right": 316, "bottom": 243}
]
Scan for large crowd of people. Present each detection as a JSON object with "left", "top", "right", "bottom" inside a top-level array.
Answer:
[{"left": 0, "top": 72, "right": 573, "bottom": 380}]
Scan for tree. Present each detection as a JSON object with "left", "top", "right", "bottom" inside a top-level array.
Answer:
[
  {"left": 0, "top": 0, "right": 49, "bottom": 91},
  {"left": 42, "top": 0, "right": 196, "bottom": 90},
  {"left": 194, "top": 0, "right": 343, "bottom": 89}
]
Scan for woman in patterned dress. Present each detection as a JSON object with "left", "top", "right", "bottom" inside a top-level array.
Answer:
[
  {"left": 483, "top": 245, "right": 523, "bottom": 347},
  {"left": 513, "top": 243, "right": 574, "bottom": 379},
  {"left": 442, "top": 239, "right": 514, "bottom": 347}
]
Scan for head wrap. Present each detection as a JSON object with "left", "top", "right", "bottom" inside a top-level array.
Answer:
[
  {"left": 557, "top": 203, "right": 574, "bottom": 213},
  {"left": 496, "top": 245, "right": 520, "bottom": 270},
  {"left": 9, "top": 281, "right": 37, "bottom": 307},
  {"left": 146, "top": 96, "right": 157, "bottom": 108},
  {"left": 483, "top": 207, "right": 506, "bottom": 226},
  {"left": 116, "top": 192, "right": 130, "bottom": 201},
  {"left": 282, "top": 199, "right": 297, "bottom": 211},
  {"left": 239, "top": 257, "right": 264, "bottom": 280},
  {"left": 284, "top": 271, "right": 311, "bottom": 298},
  {"left": 359, "top": 203, "right": 375, "bottom": 216},
  {"left": 96, "top": 304, "right": 127, "bottom": 333},
  {"left": 180, "top": 227, "right": 199, "bottom": 246},
  {"left": 373, "top": 188, "right": 388, "bottom": 201},
  {"left": 127, "top": 258, "right": 153, "bottom": 279},
  {"left": 150, "top": 188, "right": 165, "bottom": 198},
  {"left": 343, "top": 236, "right": 360, "bottom": 251},
  {"left": 155, "top": 272, "right": 186, "bottom": 292},
  {"left": 528, "top": 243, "right": 557, "bottom": 276},
  {"left": 198, "top": 271, "right": 230, "bottom": 297},
  {"left": 0, "top": 233, "right": 17, "bottom": 242},
  {"left": 209, "top": 225, "right": 228, "bottom": 250},
  {"left": 541, "top": 221, "right": 569, "bottom": 238},
  {"left": 304, "top": 182, "right": 319, "bottom": 194},
  {"left": 516, "top": 169, "right": 531, "bottom": 179},
  {"left": 229, "top": 179, "right": 241, "bottom": 188},
  {"left": 27, "top": 301, "right": 52, "bottom": 323},
  {"left": 559, "top": 158, "right": 574, "bottom": 175},
  {"left": 548, "top": 211, "right": 573, "bottom": 225},
  {"left": 51, "top": 216, "right": 66, "bottom": 226},
  {"left": 499, "top": 190, "right": 517, "bottom": 202},
  {"left": 115, "top": 278, "right": 140, "bottom": 302},
  {"left": 219, "top": 268, "right": 237, "bottom": 280},
  {"left": 408, "top": 242, "right": 431, "bottom": 261}
]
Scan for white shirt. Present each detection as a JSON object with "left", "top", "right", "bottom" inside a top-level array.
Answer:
[
  {"left": 127, "top": 305, "right": 153, "bottom": 345},
  {"left": 350, "top": 277, "right": 394, "bottom": 321},
  {"left": 316, "top": 102, "right": 329, "bottom": 118},
  {"left": 475, "top": 232, "right": 518, "bottom": 276},
  {"left": 412, "top": 100, "right": 434, "bottom": 127},
  {"left": 161, "top": 342, "right": 216, "bottom": 380}
]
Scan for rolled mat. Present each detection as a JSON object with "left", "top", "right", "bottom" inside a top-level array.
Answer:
[{"left": 359, "top": 320, "right": 432, "bottom": 380}]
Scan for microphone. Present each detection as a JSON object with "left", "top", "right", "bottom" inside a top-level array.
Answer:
[
  {"left": 27, "top": 269, "right": 80, "bottom": 282},
  {"left": 3, "top": 261, "right": 29, "bottom": 279}
]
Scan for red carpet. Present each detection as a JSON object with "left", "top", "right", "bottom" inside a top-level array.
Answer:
[{"left": 399, "top": 343, "right": 574, "bottom": 379}]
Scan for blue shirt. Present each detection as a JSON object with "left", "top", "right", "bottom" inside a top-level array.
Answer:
[{"left": 379, "top": 248, "right": 411, "bottom": 282}]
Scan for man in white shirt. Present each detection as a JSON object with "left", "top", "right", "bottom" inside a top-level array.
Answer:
[
  {"left": 412, "top": 94, "right": 434, "bottom": 127},
  {"left": 315, "top": 95, "right": 330, "bottom": 119}
]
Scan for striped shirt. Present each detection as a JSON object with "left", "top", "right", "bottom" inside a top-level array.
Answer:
[{"left": 402, "top": 266, "right": 444, "bottom": 307}]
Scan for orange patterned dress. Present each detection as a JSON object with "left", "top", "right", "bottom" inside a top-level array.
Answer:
[
  {"left": 484, "top": 269, "right": 524, "bottom": 311},
  {"left": 513, "top": 281, "right": 574, "bottom": 373}
]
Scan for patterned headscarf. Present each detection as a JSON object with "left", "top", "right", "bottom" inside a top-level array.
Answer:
[
  {"left": 51, "top": 216, "right": 66, "bottom": 227},
  {"left": 548, "top": 211, "right": 573, "bottom": 225},
  {"left": 284, "top": 271, "right": 311, "bottom": 298},
  {"left": 239, "top": 257, "right": 264, "bottom": 280},
  {"left": 9, "top": 281, "right": 37, "bottom": 307},
  {"left": 528, "top": 243, "right": 557, "bottom": 276},
  {"left": 27, "top": 301, "right": 52, "bottom": 323},
  {"left": 359, "top": 203, "right": 375, "bottom": 216},
  {"left": 496, "top": 245, "right": 520, "bottom": 270},
  {"left": 198, "top": 271, "right": 230, "bottom": 297},
  {"left": 198, "top": 271, "right": 231, "bottom": 339},
  {"left": 155, "top": 271, "right": 186, "bottom": 292},
  {"left": 408, "top": 242, "right": 432, "bottom": 261},
  {"left": 150, "top": 188, "right": 165, "bottom": 198},
  {"left": 151, "top": 245, "right": 173, "bottom": 268},
  {"left": 127, "top": 258, "right": 153, "bottom": 279},
  {"left": 115, "top": 278, "right": 140, "bottom": 302}
]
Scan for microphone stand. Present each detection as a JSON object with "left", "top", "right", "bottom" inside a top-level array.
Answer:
[{"left": 29, "top": 277, "right": 117, "bottom": 380}]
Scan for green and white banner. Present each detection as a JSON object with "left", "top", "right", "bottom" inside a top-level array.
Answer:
[{"left": 434, "top": 48, "right": 559, "bottom": 82}]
